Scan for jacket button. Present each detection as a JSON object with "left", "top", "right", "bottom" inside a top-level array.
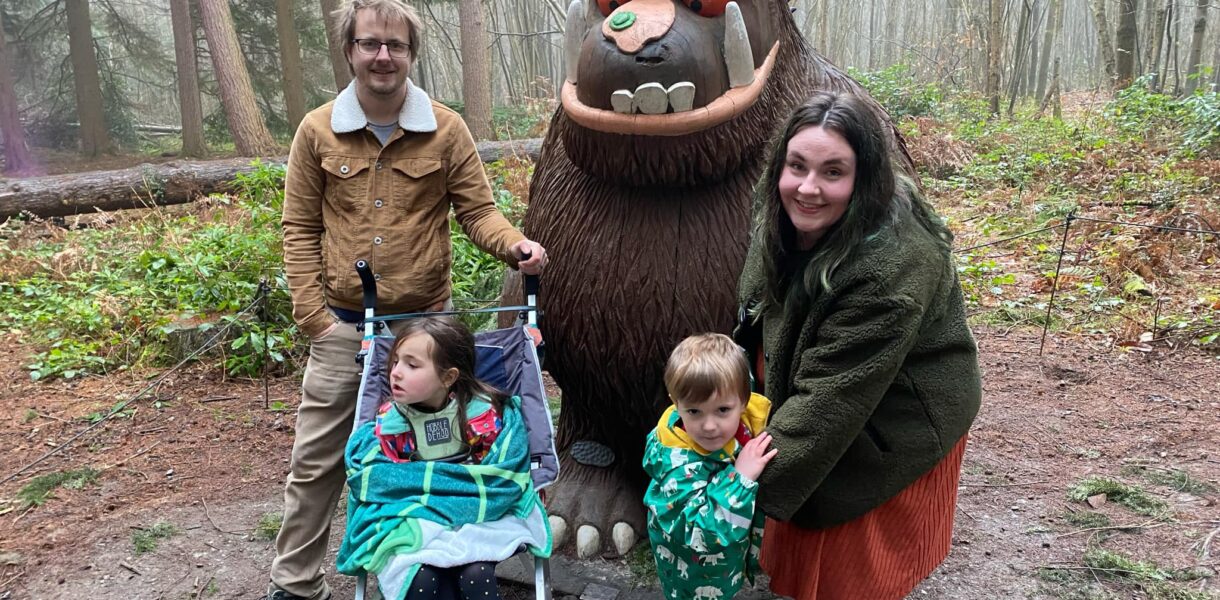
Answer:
[
  {"left": 374, "top": 199, "right": 383, "bottom": 208},
  {"left": 374, "top": 273, "right": 382, "bottom": 281},
  {"left": 339, "top": 165, "right": 349, "bottom": 174},
  {"left": 376, "top": 161, "right": 383, "bottom": 170},
  {"left": 765, "top": 352, "right": 771, "bottom": 360},
  {"left": 374, "top": 236, "right": 383, "bottom": 245}
]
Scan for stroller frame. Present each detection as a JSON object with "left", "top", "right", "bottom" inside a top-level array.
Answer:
[{"left": 349, "top": 260, "right": 554, "bottom": 600}]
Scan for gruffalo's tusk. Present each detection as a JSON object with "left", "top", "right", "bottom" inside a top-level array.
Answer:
[
  {"left": 725, "top": 2, "right": 755, "bottom": 89},
  {"left": 565, "top": 0, "right": 585, "bottom": 84}
]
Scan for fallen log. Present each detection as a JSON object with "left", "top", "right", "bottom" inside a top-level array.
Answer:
[{"left": 0, "top": 138, "right": 542, "bottom": 220}]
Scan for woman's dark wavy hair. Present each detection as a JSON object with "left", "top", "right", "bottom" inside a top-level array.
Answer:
[
  {"left": 386, "top": 316, "right": 507, "bottom": 435},
  {"left": 753, "top": 91, "right": 952, "bottom": 314}
]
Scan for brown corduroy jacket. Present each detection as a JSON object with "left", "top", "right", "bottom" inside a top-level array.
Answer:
[{"left": 282, "top": 81, "right": 524, "bottom": 338}]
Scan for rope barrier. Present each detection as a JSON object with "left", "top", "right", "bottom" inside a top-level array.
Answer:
[
  {"left": 956, "top": 223, "right": 1065, "bottom": 253},
  {"left": 1070, "top": 215, "right": 1220, "bottom": 236},
  {"left": 957, "top": 214, "right": 1220, "bottom": 257}
]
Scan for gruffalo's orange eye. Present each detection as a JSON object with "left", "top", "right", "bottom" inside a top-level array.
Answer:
[
  {"left": 598, "top": 0, "right": 634, "bottom": 16},
  {"left": 682, "top": 0, "right": 732, "bottom": 17}
]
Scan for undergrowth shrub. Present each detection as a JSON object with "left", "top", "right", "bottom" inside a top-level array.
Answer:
[
  {"left": 0, "top": 158, "right": 528, "bottom": 380},
  {"left": 1107, "top": 76, "right": 1220, "bottom": 157},
  {"left": 849, "top": 64, "right": 944, "bottom": 119}
]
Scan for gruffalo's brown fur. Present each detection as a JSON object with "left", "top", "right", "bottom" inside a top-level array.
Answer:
[{"left": 524, "top": 0, "right": 913, "bottom": 554}]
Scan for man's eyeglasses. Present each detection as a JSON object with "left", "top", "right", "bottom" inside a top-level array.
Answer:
[{"left": 351, "top": 38, "right": 411, "bottom": 58}]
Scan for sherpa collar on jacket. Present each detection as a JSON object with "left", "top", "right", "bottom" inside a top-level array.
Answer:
[{"left": 330, "top": 78, "right": 437, "bottom": 134}]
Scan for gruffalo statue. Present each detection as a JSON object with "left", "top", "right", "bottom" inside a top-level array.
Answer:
[{"left": 525, "top": 0, "right": 915, "bottom": 557}]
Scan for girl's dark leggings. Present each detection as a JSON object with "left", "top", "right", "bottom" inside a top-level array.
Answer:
[{"left": 404, "top": 562, "right": 501, "bottom": 600}]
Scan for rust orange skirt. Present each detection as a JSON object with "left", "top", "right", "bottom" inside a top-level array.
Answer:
[{"left": 760, "top": 435, "right": 968, "bottom": 600}]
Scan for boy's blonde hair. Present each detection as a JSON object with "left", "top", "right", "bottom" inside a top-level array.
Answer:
[
  {"left": 663, "top": 333, "right": 750, "bottom": 405},
  {"left": 334, "top": 0, "right": 424, "bottom": 66}
]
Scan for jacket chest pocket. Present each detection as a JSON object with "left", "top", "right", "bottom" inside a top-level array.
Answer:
[
  {"left": 390, "top": 158, "right": 445, "bottom": 210},
  {"left": 321, "top": 157, "right": 371, "bottom": 211}
]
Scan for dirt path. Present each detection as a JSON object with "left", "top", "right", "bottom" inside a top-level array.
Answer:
[{"left": 1, "top": 327, "right": 1217, "bottom": 599}]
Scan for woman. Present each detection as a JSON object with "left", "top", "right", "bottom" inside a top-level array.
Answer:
[{"left": 735, "top": 91, "right": 981, "bottom": 599}]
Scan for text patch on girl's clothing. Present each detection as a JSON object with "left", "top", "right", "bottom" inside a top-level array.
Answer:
[{"left": 424, "top": 418, "right": 453, "bottom": 446}]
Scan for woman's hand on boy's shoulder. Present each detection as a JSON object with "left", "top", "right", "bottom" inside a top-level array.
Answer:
[{"left": 735, "top": 431, "right": 777, "bottom": 483}]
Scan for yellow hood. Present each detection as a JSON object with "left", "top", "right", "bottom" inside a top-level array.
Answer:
[{"left": 655, "top": 392, "right": 771, "bottom": 456}]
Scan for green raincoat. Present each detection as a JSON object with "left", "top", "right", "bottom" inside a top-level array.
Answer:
[{"left": 643, "top": 393, "right": 772, "bottom": 600}]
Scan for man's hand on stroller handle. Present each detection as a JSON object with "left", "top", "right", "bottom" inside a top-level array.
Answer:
[{"left": 512, "top": 240, "right": 548, "bottom": 275}]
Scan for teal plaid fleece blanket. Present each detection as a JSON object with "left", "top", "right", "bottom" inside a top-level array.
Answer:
[{"left": 337, "top": 396, "right": 550, "bottom": 598}]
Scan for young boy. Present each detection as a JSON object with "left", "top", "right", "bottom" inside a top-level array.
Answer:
[{"left": 643, "top": 333, "right": 776, "bottom": 600}]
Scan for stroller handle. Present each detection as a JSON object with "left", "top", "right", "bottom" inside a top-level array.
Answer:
[
  {"left": 519, "top": 250, "right": 541, "bottom": 298},
  {"left": 355, "top": 260, "right": 377, "bottom": 313},
  {"left": 353, "top": 253, "right": 540, "bottom": 323}
]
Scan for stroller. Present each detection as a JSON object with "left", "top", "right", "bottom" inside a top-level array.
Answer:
[{"left": 343, "top": 260, "right": 558, "bottom": 600}]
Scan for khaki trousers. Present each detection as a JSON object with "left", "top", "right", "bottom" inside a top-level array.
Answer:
[{"left": 268, "top": 312, "right": 422, "bottom": 599}]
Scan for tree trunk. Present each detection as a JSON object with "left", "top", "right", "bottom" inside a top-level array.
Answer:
[
  {"left": 1024, "top": 0, "right": 1042, "bottom": 97},
  {"left": 170, "top": 0, "right": 207, "bottom": 158},
  {"left": 1170, "top": 2, "right": 1183, "bottom": 93},
  {"left": 1150, "top": 3, "right": 1169, "bottom": 90},
  {"left": 458, "top": 0, "right": 495, "bottom": 140},
  {"left": 1090, "top": 0, "right": 1118, "bottom": 86},
  {"left": 0, "top": 10, "right": 36, "bottom": 175},
  {"left": 276, "top": 0, "right": 308, "bottom": 131},
  {"left": 0, "top": 139, "right": 543, "bottom": 219},
  {"left": 1115, "top": 0, "right": 1138, "bottom": 87},
  {"left": 818, "top": 0, "right": 830, "bottom": 56},
  {"left": 883, "top": 2, "right": 898, "bottom": 65},
  {"left": 1037, "top": 56, "right": 1063, "bottom": 119},
  {"left": 1184, "top": 0, "right": 1208, "bottom": 94},
  {"left": 1213, "top": 38, "right": 1220, "bottom": 90},
  {"left": 945, "top": 0, "right": 961, "bottom": 44},
  {"left": 1036, "top": 0, "right": 1061, "bottom": 100},
  {"left": 197, "top": 0, "right": 279, "bottom": 156},
  {"left": 1039, "top": 56, "right": 1058, "bottom": 116},
  {"left": 987, "top": 0, "right": 1005, "bottom": 115},
  {"left": 65, "top": 0, "right": 112, "bottom": 157},
  {"left": 867, "top": 0, "right": 878, "bottom": 70},
  {"left": 830, "top": 3, "right": 846, "bottom": 63},
  {"left": 319, "top": 0, "right": 352, "bottom": 91},
  {"left": 1008, "top": 0, "right": 1033, "bottom": 115},
  {"left": 1140, "top": 0, "right": 1160, "bottom": 72},
  {"left": 941, "top": 0, "right": 961, "bottom": 82},
  {"left": 489, "top": 3, "right": 516, "bottom": 101},
  {"left": 1053, "top": 57, "right": 1062, "bottom": 119}
]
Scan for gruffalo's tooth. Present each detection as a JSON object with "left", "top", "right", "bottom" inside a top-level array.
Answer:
[
  {"left": 667, "top": 82, "right": 696, "bottom": 112},
  {"left": 634, "top": 82, "right": 669, "bottom": 115},
  {"left": 611, "top": 89, "right": 635, "bottom": 114}
]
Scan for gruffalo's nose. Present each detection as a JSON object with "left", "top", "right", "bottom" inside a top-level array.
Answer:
[
  {"left": 635, "top": 42, "right": 668, "bottom": 65},
  {"left": 602, "top": 0, "right": 675, "bottom": 54}
]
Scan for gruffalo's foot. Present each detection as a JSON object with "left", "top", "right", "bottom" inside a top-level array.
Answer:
[{"left": 545, "top": 449, "right": 646, "bottom": 559}]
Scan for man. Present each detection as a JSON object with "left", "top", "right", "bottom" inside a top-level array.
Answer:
[{"left": 265, "top": 1, "right": 546, "bottom": 598}]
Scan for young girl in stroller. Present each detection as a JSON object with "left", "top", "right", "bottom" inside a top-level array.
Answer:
[{"left": 337, "top": 316, "right": 550, "bottom": 600}]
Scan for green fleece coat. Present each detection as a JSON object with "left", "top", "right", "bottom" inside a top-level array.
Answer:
[{"left": 735, "top": 209, "right": 981, "bottom": 529}]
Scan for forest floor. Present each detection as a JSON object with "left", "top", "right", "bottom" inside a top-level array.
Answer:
[{"left": 0, "top": 326, "right": 1217, "bottom": 600}]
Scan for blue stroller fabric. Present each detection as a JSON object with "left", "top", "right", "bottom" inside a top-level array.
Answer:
[{"left": 355, "top": 326, "right": 559, "bottom": 490}]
